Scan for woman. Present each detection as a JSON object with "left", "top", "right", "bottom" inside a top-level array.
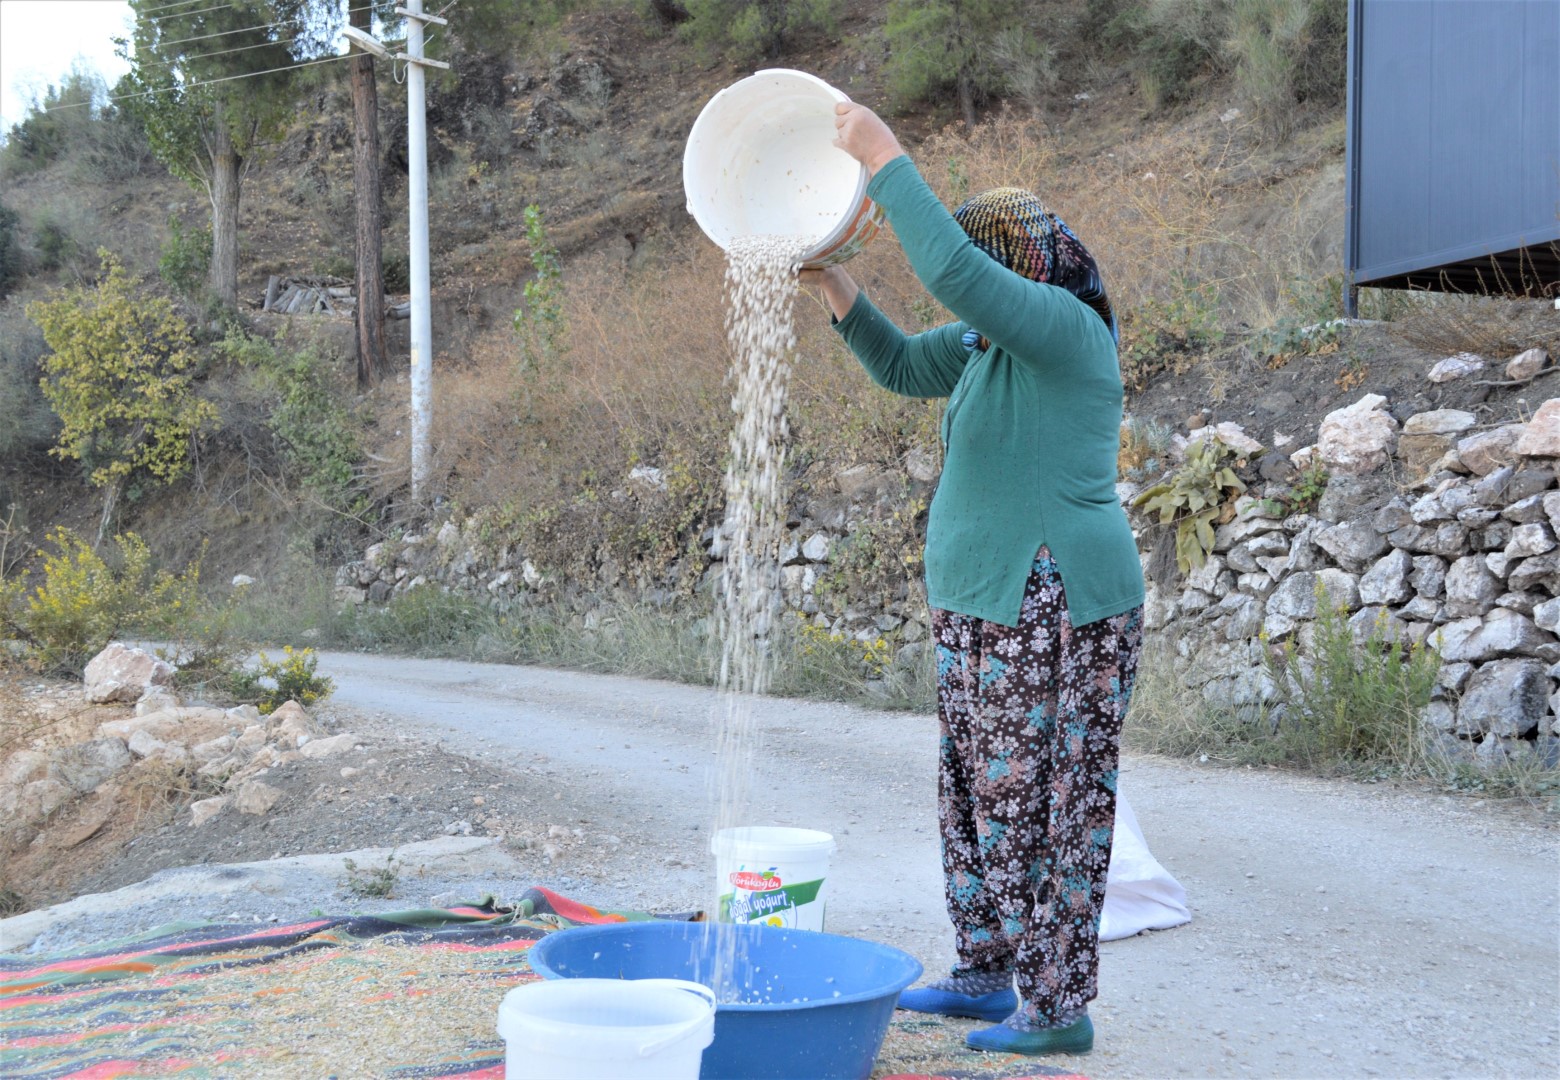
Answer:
[{"left": 803, "top": 103, "right": 1145, "bottom": 1056}]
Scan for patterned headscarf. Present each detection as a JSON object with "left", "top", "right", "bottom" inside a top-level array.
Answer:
[{"left": 952, "top": 187, "right": 1118, "bottom": 346}]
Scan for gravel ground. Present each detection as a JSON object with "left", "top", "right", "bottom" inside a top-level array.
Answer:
[{"left": 6, "top": 650, "right": 1558, "bottom": 1079}]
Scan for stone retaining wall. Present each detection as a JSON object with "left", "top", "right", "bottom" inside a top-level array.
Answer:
[{"left": 335, "top": 385, "right": 1560, "bottom": 763}]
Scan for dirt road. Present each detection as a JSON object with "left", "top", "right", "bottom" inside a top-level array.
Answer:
[{"left": 312, "top": 651, "right": 1557, "bottom": 1080}]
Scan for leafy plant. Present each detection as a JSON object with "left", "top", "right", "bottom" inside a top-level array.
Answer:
[
  {"left": 27, "top": 251, "right": 220, "bottom": 537},
  {"left": 158, "top": 215, "right": 212, "bottom": 300},
  {"left": 1262, "top": 590, "right": 1440, "bottom": 768},
  {"left": 220, "top": 331, "right": 365, "bottom": 514},
  {"left": 513, "top": 203, "right": 568, "bottom": 416},
  {"left": 0, "top": 528, "right": 203, "bottom": 676},
  {"left": 227, "top": 645, "right": 334, "bottom": 714},
  {"left": 1118, "top": 271, "right": 1224, "bottom": 391},
  {"left": 341, "top": 853, "right": 399, "bottom": 899},
  {"left": 1132, "top": 437, "right": 1248, "bottom": 574},
  {"left": 681, "top": 0, "right": 836, "bottom": 62},
  {"left": 1263, "top": 460, "right": 1328, "bottom": 517}
]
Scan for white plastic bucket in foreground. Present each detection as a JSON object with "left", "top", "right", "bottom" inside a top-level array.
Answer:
[
  {"left": 683, "top": 68, "right": 883, "bottom": 268},
  {"left": 711, "top": 825, "right": 836, "bottom": 931},
  {"left": 497, "top": 977, "right": 715, "bottom": 1080}
]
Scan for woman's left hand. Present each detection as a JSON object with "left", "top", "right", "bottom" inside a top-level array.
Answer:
[{"left": 833, "top": 102, "right": 904, "bottom": 177}]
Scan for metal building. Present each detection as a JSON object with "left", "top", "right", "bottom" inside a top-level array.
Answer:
[{"left": 1345, "top": 0, "right": 1560, "bottom": 305}]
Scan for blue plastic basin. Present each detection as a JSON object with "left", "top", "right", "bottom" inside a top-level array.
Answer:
[{"left": 526, "top": 921, "right": 922, "bottom": 1080}]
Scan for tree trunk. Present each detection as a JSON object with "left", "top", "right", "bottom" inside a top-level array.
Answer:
[
  {"left": 208, "top": 119, "right": 242, "bottom": 311},
  {"left": 958, "top": 71, "right": 977, "bottom": 130},
  {"left": 96, "top": 478, "right": 120, "bottom": 550},
  {"left": 351, "top": 3, "right": 387, "bottom": 387}
]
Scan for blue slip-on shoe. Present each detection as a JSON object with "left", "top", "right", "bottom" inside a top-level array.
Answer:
[
  {"left": 895, "top": 984, "right": 1019, "bottom": 1022},
  {"left": 966, "top": 1014, "right": 1094, "bottom": 1055}
]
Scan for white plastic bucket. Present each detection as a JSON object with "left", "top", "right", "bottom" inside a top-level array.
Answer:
[
  {"left": 711, "top": 826, "right": 836, "bottom": 931},
  {"left": 497, "top": 978, "right": 716, "bottom": 1080},
  {"left": 683, "top": 68, "right": 884, "bottom": 268}
]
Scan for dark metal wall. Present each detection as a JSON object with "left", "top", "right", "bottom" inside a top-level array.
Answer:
[{"left": 1346, "top": 0, "right": 1560, "bottom": 296}]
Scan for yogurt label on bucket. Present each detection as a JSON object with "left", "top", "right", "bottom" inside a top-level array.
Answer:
[{"left": 729, "top": 868, "right": 783, "bottom": 892}]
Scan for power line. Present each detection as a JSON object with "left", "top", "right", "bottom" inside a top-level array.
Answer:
[
  {"left": 145, "top": 2, "right": 244, "bottom": 22},
  {"left": 35, "top": 53, "right": 354, "bottom": 112},
  {"left": 155, "top": 5, "right": 374, "bottom": 49}
]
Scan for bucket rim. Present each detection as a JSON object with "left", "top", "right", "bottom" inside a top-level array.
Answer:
[
  {"left": 709, "top": 825, "right": 837, "bottom": 854},
  {"left": 681, "top": 68, "right": 871, "bottom": 263},
  {"left": 497, "top": 977, "right": 716, "bottom": 1056},
  {"left": 526, "top": 922, "right": 923, "bottom": 1014}
]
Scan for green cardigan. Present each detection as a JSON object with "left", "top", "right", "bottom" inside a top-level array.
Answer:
[{"left": 834, "top": 155, "right": 1144, "bottom": 628}]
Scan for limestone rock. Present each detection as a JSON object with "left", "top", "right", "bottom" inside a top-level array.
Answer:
[
  {"left": 55, "top": 738, "right": 133, "bottom": 794},
  {"left": 135, "top": 688, "right": 181, "bottom": 716},
  {"left": 1456, "top": 660, "right": 1549, "bottom": 736},
  {"left": 1402, "top": 409, "right": 1478, "bottom": 437},
  {"left": 1546, "top": 491, "right": 1560, "bottom": 535},
  {"left": 98, "top": 708, "right": 233, "bottom": 749},
  {"left": 14, "top": 777, "right": 73, "bottom": 826},
  {"left": 1420, "top": 700, "right": 1457, "bottom": 733},
  {"left": 1533, "top": 596, "right": 1560, "bottom": 633},
  {"left": 126, "top": 728, "right": 188, "bottom": 765},
  {"left": 1317, "top": 394, "right": 1399, "bottom": 475},
  {"left": 190, "top": 796, "right": 228, "bottom": 826},
  {"left": 1433, "top": 609, "right": 1551, "bottom": 663},
  {"left": 1265, "top": 569, "right": 1360, "bottom": 636},
  {"left": 1502, "top": 493, "right": 1551, "bottom": 525},
  {"left": 1359, "top": 550, "right": 1414, "bottom": 606},
  {"left": 298, "top": 733, "right": 357, "bottom": 759},
  {"left": 1410, "top": 485, "right": 1474, "bottom": 524},
  {"left": 801, "top": 533, "right": 832, "bottom": 562},
  {"left": 1437, "top": 662, "right": 1474, "bottom": 693},
  {"left": 1428, "top": 352, "right": 1486, "bottom": 382},
  {"left": 234, "top": 779, "right": 284, "bottom": 816},
  {"left": 1314, "top": 520, "right": 1389, "bottom": 572},
  {"left": 83, "top": 643, "right": 176, "bottom": 704},
  {"left": 1505, "top": 347, "right": 1550, "bottom": 382},
  {"left": 1443, "top": 556, "right": 1503, "bottom": 617},
  {"left": 1474, "top": 733, "right": 1536, "bottom": 769},
  {"left": 1388, "top": 522, "right": 1469, "bottom": 558},
  {"left": 1508, "top": 552, "right": 1560, "bottom": 593},
  {"left": 1514, "top": 398, "right": 1560, "bottom": 457},
  {"left": 1410, "top": 555, "right": 1448, "bottom": 597},
  {"left": 1506, "top": 522, "right": 1557, "bottom": 559},
  {"left": 1348, "top": 605, "right": 1409, "bottom": 645},
  {"left": 1456, "top": 425, "right": 1525, "bottom": 476}
]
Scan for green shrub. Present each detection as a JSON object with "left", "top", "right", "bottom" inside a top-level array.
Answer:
[
  {"left": 341, "top": 853, "right": 399, "bottom": 898},
  {"left": 219, "top": 330, "right": 365, "bottom": 515},
  {"left": 0, "top": 528, "right": 203, "bottom": 676},
  {"left": 1119, "top": 271, "right": 1224, "bottom": 391},
  {"left": 513, "top": 203, "right": 568, "bottom": 413},
  {"left": 27, "top": 251, "right": 220, "bottom": 528},
  {"left": 158, "top": 215, "right": 212, "bottom": 300},
  {"left": 681, "top": 0, "right": 836, "bottom": 61},
  {"left": 226, "top": 644, "right": 334, "bottom": 713},
  {"left": 1262, "top": 591, "right": 1440, "bottom": 769},
  {"left": 0, "top": 201, "right": 21, "bottom": 297},
  {"left": 1132, "top": 436, "right": 1248, "bottom": 574}
]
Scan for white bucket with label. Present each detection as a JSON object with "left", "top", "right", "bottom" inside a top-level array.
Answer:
[
  {"left": 497, "top": 977, "right": 715, "bottom": 1080},
  {"left": 711, "top": 826, "right": 836, "bottom": 931},
  {"left": 683, "top": 68, "right": 883, "bottom": 269}
]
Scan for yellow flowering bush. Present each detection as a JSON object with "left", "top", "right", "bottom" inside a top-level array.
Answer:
[
  {"left": 0, "top": 528, "right": 202, "bottom": 675},
  {"left": 797, "top": 621, "right": 894, "bottom": 677},
  {"left": 227, "top": 645, "right": 334, "bottom": 714}
]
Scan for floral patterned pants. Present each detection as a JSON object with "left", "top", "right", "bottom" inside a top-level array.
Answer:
[{"left": 932, "top": 547, "right": 1144, "bottom": 1024}]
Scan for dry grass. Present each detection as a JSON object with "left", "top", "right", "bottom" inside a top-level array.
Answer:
[{"left": 1388, "top": 292, "right": 1559, "bottom": 364}]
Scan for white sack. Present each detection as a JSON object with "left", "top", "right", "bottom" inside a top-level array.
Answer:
[{"left": 1101, "top": 791, "right": 1191, "bottom": 941}]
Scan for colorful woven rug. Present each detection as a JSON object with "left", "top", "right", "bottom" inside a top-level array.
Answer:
[{"left": 0, "top": 887, "right": 1085, "bottom": 1080}]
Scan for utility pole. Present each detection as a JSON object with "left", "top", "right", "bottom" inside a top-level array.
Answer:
[{"left": 346, "top": 3, "right": 448, "bottom": 503}]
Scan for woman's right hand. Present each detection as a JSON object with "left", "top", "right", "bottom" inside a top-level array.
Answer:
[
  {"left": 799, "top": 264, "right": 860, "bottom": 322},
  {"left": 833, "top": 102, "right": 904, "bottom": 176}
]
